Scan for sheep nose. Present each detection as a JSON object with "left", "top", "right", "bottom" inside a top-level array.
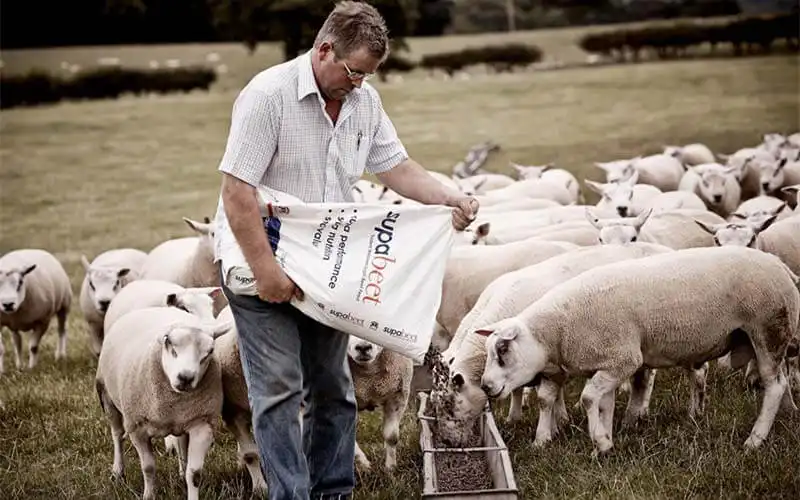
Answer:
[
  {"left": 617, "top": 207, "right": 628, "bottom": 217},
  {"left": 355, "top": 344, "right": 372, "bottom": 354},
  {"left": 98, "top": 300, "right": 110, "bottom": 312},
  {"left": 176, "top": 373, "right": 194, "bottom": 389},
  {"left": 2, "top": 302, "right": 14, "bottom": 312},
  {"left": 761, "top": 183, "right": 770, "bottom": 192},
  {"left": 713, "top": 195, "right": 723, "bottom": 203}
]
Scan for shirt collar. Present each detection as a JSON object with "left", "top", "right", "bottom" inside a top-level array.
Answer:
[{"left": 297, "top": 49, "right": 361, "bottom": 105}]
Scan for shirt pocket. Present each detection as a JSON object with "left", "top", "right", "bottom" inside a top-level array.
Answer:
[{"left": 338, "top": 129, "right": 370, "bottom": 181}]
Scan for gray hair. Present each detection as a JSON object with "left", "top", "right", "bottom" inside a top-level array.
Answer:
[{"left": 314, "top": 1, "right": 390, "bottom": 61}]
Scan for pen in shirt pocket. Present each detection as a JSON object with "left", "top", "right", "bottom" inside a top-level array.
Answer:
[{"left": 356, "top": 131, "right": 362, "bottom": 151}]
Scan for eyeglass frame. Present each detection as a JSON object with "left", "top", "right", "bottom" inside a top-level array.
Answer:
[{"left": 342, "top": 60, "right": 375, "bottom": 82}]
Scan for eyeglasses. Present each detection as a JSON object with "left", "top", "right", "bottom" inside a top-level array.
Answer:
[{"left": 342, "top": 60, "right": 375, "bottom": 82}]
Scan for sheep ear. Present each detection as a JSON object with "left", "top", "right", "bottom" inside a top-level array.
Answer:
[
  {"left": 730, "top": 212, "right": 746, "bottom": 219},
  {"left": 716, "top": 153, "right": 730, "bottom": 162},
  {"left": 593, "top": 162, "right": 611, "bottom": 171},
  {"left": 81, "top": 255, "right": 92, "bottom": 272},
  {"left": 584, "top": 180, "right": 605, "bottom": 195},
  {"left": 634, "top": 208, "right": 653, "bottom": 230},
  {"left": 451, "top": 373, "right": 465, "bottom": 389},
  {"left": 21, "top": 264, "right": 37, "bottom": 277},
  {"left": 585, "top": 208, "right": 603, "bottom": 229},
  {"left": 474, "top": 328, "right": 494, "bottom": 337},
  {"left": 777, "top": 158, "right": 788, "bottom": 170},
  {"left": 162, "top": 333, "right": 172, "bottom": 348},
  {"left": 192, "top": 286, "right": 222, "bottom": 299},
  {"left": 772, "top": 202, "right": 788, "bottom": 216},
  {"left": 117, "top": 268, "right": 131, "bottom": 279},
  {"left": 166, "top": 293, "right": 178, "bottom": 307},
  {"left": 781, "top": 185, "right": 799, "bottom": 196},
  {"left": 183, "top": 217, "right": 211, "bottom": 235},
  {"left": 209, "top": 319, "right": 233, "bottom": 339},
  {"left": 542, "top": 162, "right": 555, "bottom": 172},
  {"left": 753, "top": 214, "right": 778, "bottom": 234},
  {"left": 627, "top": 169, "right": 640, "bottom": 185},
  {"left": 476, "top": 222, "right": 490, "bottom": 237},
  {"left": 693, "top": 219, "right": 718, "bottom": 235}
]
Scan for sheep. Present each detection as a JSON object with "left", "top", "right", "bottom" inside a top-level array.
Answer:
[
  {"left": 348, "top": 335, "right": 413, "bottom": 472},
  {"left": 95, "top": 306, "right": 232, "bottom": 500},
  {"left": 694, "top": 211, "right": 800, "bottom": 275},
  {"left": 782, "top": 184, "right": 800, "bottom": 210},
  {"left": 140, "top": 217, "right": 220, "bottom": 289},
  {"left": 678, "top": 163, "right": 741, "bottom": 218},
  {"left": 643, "top": 191, "right": 707, "bottom": 213},
  {"left": 79, "top": 249, "right": 148, "bottom": 357},
  {"left": 427, "top": 171, "right": 462, "bottom": 192},
  {"left": 594, "top": 154, "right": 684, "bottom": 192},
  {"left": 432, "top": 239, "right": 578, "bottom": 351},
  {"left": 479, "top": 197, "right": 561, "bottom": 213},
  {"left": 527, "top": 220, "right": 602, "bottom": 247},
  {"left": 718, "top": 147, "right": 775, "bottom": 201},
  {"left": 585, "top": 208, "right": 725, "bottom": 248},
  {"left": 207, "top": 306, "right": 267, "bottom": 492},
  {"left": 441, "top": 243, "right": 674, "bottom": 435},
  {"left": 0, "top": 249, "right": 72, "bottom": 371},
  {"left": 729, "top": 196, "right": 792, "bottom": 226},
  {"left": 454, "top": 173, "right": 517, "bottom": 194},
  {"left": 663, "top": 143, "right": 716, "bottom": 166},
  {"left": 751, "top": 157, "right": 800, "bottom": 206},
  {"left": 510, "top": 162, "right": 582, "bottom": 203},
  {"left": 104, "top": 280, "right": 221, "bottom": 335},
  {"left": 476, "top": 178, "right": 574, "bottom": 207},
  {"left": 585, "top": 172, "right": 663, "bottom": 217},
  {"left": 478, "top": 246, "right": 799, "bottom": 455}
]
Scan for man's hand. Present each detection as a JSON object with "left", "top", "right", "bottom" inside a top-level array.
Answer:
[
  {"left": 447, "top": 196, "right": 479, "bottom": 231},
  {"left": 255, "top": 263, "right": 304, "bottom": 303}
]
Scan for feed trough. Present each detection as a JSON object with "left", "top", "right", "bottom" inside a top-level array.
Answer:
[{"left": 417, "top": 393, "right": 519, "bottom": 499}]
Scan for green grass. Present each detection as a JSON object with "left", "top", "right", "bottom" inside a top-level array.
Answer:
[{"left": 1, "top": 33, "right": 799, "bottom": 499}]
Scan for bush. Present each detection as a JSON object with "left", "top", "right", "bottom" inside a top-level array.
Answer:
[
  {"left": 420, "top": 43, "right": 543, "bottom": 75},
  {"left": 377, "top": 53, "right": 417, "bottom": 82},
  {"left": 0, "top": 66, "right": 217, "bottom": 110},
  {"left": 578, "top": 12, "right": 799, "bottom": 62}
]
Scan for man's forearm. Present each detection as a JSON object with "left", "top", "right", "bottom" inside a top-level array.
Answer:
[
  {"left": 221, "top": 173, "right": 278, "bottom": 277},
  {"left": 376, "top": 158, "right": 462, "bottom": 205}
]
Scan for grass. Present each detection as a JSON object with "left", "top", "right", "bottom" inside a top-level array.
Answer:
[{"left": 1, "top": 30, "right": 799, "bottom": 499}]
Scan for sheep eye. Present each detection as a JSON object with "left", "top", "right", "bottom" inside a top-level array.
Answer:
[
  {"left": 631, "top": 236, "right": 637, "bottom": 242},
  {"left": 171, "top": 347, "right": 178, "bottom": 358},
  {"left": 89, "top": 280, "right": 96, "bottom": 291}
]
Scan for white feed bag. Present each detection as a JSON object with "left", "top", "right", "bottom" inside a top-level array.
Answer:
[{"left": 220, "top": 187, "right": 456, "bottom": 363}]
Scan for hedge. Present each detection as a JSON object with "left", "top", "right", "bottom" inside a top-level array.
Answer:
[
  {"left": 578, "top": 12, "right": 800, "bottom": 62},
  {"left": 0, "top": 66, "right": 217, "bottom": 110},
  {"left": 419, "top": 43, "right": 544, "bottom": 75}
]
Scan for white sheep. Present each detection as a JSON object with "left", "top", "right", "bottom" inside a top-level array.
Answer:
[
  {"left": 80, "top": 249, "right": 148, "bottom": 357},
  {"left": 454, "top": 173, "right": 517, "bottom": 194},
  {"left": 348, "top": 336, "right": 412, "bottom": 472},
  {"left": 479, "top": 246, "right": 799, "bottom": 455},
  {"left": 678, "top": 163, "right": 741, "bottom": 218},
  {"left": 433, "top": 239, "right": 578, "bottom": 351},
  {"left": 718, "top": 147, "right": 775, "bottom": 201},
  {"left": 729, "top": 196, "right": 792, "bottom": 226},
  {"left": 585, "top": 171, "right": 663, "bottom": 217},
  {"left": 479, "top": 197, "right": 561, "bottom": 214},
  {"left": 96, "top": 306, "right": 232, "bottom": 500},
  {"left": 441, "top": 242, "right": 674, "bottom": 435},
  {"left": 103, "top": 279, "right": 221, "bottom": 335},
  {"left": 528, "top": 220, "right": 603, "bottom": 247},
  {"left": 140, "top": 217, "right": 220, "bottom": 289},
  {"left": 0, "top": 249, "right": 72, "bottom": 371},
  {"left": 510, "top": 162, "right": 582, "bottom": 203},
  {"left": 643, "top": 191, "right": 707, "bottom": 213},
  {"left": 663, "top": 143, "right": 716, "bottom": 166},
  {"left": 586, "top": 208, "right": 725, "bottom": 248},
  {"left": 782, "top": 184, "right": 800, "bottom": 210},
  {"left": 207, "top": 306, "right": 267, "bottom": 492},
  {"left": 476, "top": 178, "right": 574, "bottom": 207},
  {"left": 594, "top": 154, "right": 684, "bottom": 192},
  {"left": 751, "top": 156, "right": 800, "bottom": 205}
]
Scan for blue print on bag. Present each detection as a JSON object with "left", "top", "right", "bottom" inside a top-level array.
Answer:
[{"left": 263, "top": 217, "right": 282, "bottom": 253}]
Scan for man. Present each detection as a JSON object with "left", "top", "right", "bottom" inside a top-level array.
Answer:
[{"left": 213, "top": 2, "right": 478, "bottom": 499}]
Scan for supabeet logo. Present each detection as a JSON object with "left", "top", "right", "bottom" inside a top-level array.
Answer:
[{"left": 362, "top": 211, "right": 400, "bottom": 305}]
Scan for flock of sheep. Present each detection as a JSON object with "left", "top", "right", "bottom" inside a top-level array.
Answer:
[{"left": 0, "top": 131, "right": 799, "bottom": 498}]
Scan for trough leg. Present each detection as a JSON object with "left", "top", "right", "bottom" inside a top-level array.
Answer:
[
  {"left": 185, "top": 423, "right": 214, "bottom": 500},
  {"left": 129, "top": 432, "right": 157, "bottom": 500}
]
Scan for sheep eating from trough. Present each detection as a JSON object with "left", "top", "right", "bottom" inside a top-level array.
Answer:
[{"left": 478, "top": 246, "right": 799, "bottom": 456}]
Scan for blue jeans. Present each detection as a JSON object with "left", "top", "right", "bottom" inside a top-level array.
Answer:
[{"left": 222, "top": 283, "right": 357, "bottom": 500}]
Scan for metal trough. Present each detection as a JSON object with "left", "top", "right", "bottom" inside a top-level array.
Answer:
[{"left": 417, "top": 393, "right": 519, "bottom": 499}]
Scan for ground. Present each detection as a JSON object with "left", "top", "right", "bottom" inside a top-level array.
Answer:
[{"left": 1, "top": 24, "right": 799, "bottom": 499}]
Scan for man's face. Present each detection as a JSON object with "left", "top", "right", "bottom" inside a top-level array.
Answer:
[{"left": 316, "top": 42, "right": 381, "bottom": 100}]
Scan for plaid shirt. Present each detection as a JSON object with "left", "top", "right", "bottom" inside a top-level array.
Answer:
[{"left": 212, "top": 50, "right": 409, "bottom": 262}]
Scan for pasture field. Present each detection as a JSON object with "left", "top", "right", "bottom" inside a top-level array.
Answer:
[{"left": 1, "top": 34, "right": 799, "bottom": 500}]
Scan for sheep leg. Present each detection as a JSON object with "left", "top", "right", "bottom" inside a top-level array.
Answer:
[
  {"left": 623, "top": 367, "right": 653, "bottom": 427},
  {"left": 55, "top": 306, "right": 68, "bottom": 360},
  {"left": 88, "top": 322, "right": 103, "bottom": 358},
  {"left": 185, "top": 423, "right": 214, "bottom": 500},
  {"left": 382, "top": 395, "right": 407, "bottom": 471},
  {"left": 744, "top": 358, "right": 788, "bottom": 449},
  {"left": 225, "top": 413, "right": 267, "bottom": 492},
  {"left": 104, "top": 398, "right": 125, "bottom": 480},
  {"left": 506, "top": 388, "right": 525, "bottom": 423},
  {"left": 0, "top": 330, "right": 5, "bottom": 375},
  {"left": 11, "top": 330, "right": 22, "bottom": 370},
  {"left": 354, "top": 440, "right": 371, "bottom": 470},
  {"left": 554, "top": 385, "right": 569, "bottom": 427},
  {"left": 689, "top": 363, "right": 709, "bottom": 419},
  {"left": 175, "top": 434, "right": 189, "bottom": 475},
  {"left": 129, "top": 432, "right": 157, "bottom": 500},
  {"left": 521, "top": 387, "right": 533, "bottom": 409},
  {"left": 27, "top": 322, "right": 47, "bottom": 369},
  {"left": 745, "top": 360, "right": 761, "bottom": 390},
  {"left": 533, "top": 378, "right": 560, "bottom": 447},
  {"left": 580, "top": 371, "right": 622, "bottom": 456}
]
